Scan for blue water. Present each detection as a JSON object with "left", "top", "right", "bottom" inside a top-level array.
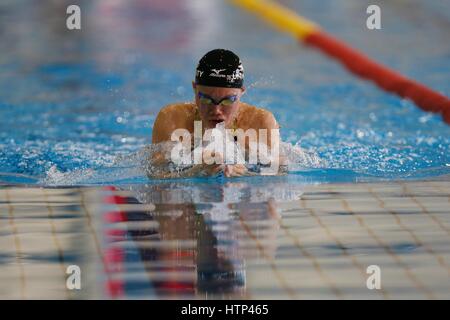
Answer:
[{"left": 0, "top": 0, "right": 449, "bottom": 185}]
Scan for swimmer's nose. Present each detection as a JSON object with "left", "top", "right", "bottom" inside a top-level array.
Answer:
[{"left": 209, "top": 105, "right": 223, "bottom": 115}]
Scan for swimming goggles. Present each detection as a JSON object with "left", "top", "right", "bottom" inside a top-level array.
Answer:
[{"left": 198, "top": 92, "right": 238, "bottom": 107}]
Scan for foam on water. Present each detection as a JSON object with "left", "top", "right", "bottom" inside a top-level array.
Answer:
[
  {"left": 38, "top": 138, "right": 324, "bottom": 186},
  {"left": 0, "top": 0, "right": 449, "bottom": 186}
]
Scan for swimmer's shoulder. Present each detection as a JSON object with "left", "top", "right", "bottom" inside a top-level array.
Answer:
[
  {"left": 152, "top": 102, "right": 196, "bottom": 143},
  {"left": 238, "top": 102, "right": 279, "bottom": 130},
  {"left": 157, "top": 102, "right": 197, "bottom": 118}
]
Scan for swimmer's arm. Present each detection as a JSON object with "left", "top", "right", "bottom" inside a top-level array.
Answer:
[
  {"left": 149, "top": 107, "right": 223, "bottom": 178},
  {"left": 147, "top": 162, "right": 224, "bottom": 179},
  {"left": 151, "top": 105, "right": 181, "bottom": 145},
  {"left": 258, "top": 112, "right": 287, "bottom": 174},
  {"left": 150, "top": 105, "right": 184, "bottom": 168},
  {"left": 259, "top": 111, "right": 280, "bottom": 149}
]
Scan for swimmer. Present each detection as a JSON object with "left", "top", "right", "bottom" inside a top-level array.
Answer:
[{"left": 150, "top": 49, "right": 280, "bottom": 178}]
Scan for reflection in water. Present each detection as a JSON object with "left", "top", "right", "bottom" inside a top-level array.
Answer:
[
  {"left": 2, "top": 182, "right": 450, "bottom": 299},
  {"left": 102, "top": 181, "right": 303, "bottom": 298}
]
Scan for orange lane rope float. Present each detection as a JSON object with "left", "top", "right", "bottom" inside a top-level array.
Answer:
[{"left": 230, "top": 0, "right": 450, "bottom": 124}]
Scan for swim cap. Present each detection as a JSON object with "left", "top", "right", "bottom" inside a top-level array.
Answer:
[{"left": 195, "top": 49, "right": 244, "bottom": 88}]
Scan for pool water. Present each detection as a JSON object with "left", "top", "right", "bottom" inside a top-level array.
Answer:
[
  {"left": 0, "top": 0, "right": 449, "bottom": 185},
  {"left": 0, "top": 0, "right": 450, "bottom": 301}
]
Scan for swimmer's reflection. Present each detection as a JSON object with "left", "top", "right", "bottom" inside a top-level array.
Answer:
[{"left": 108, "top": 181, "right": 299, "bottom": 298}]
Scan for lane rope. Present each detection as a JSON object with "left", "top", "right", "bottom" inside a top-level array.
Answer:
[{"left": 230, "top": 0, "right": 450, "bottom": 124}]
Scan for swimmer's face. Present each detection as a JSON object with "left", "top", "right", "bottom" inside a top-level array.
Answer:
[{"left": 193, "top": 83, "right": 245, "bottom": 129}]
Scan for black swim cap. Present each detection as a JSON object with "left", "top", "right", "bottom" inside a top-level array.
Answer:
[{"left": 195, "top": 49, "right": 244, "bottom": 88}]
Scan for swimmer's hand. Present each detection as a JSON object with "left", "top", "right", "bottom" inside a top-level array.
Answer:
[
  {"left": 187, "top": 163, "right": 249, "bottom": 178},
  {"left": 147, "top": 150, "right": 251, "bottom": 179},
  {"left": 188, "top": 163, "right": 224, "bottom": 177},
  {"left": 189, "top": 151, "right": 249, "bottom": 178},
  {"left": 224, "top": 164, "right": 248, "bottom": 177},
  {"left": 205, "top": 151, "right": 249, "bottom": 178},
  {"left": 155, "top": 150, "right": 224, "bottom": 178},
  {"left": 192, "top": 151, "right": 226, "bottom": 177}
]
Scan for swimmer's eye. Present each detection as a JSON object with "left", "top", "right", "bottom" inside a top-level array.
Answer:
[
  {"left": 219, "top": 96, "right": 237, "bottom": 106},
  {"left": 199, "top": 97, "right": 213, "bottom": 105}
]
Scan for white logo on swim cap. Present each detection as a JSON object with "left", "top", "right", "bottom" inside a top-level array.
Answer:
[
  {"left": 211, "top": 68, "right": 226, "bottom": 75},
  {"left": 209, "top": 68, "right": 227, "bottom": 79}
]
